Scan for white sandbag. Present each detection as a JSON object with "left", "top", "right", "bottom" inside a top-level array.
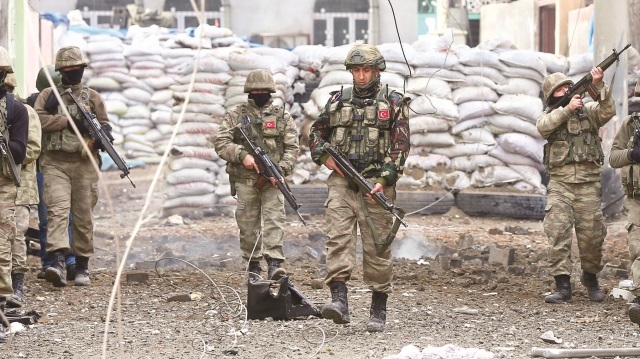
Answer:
[
  {"left": 432, "top": 143, "right": 495, "bottom": 157},
  {"left": 452, "top": 87, "right": 498, "bottom": 104},
  {"left": 493, "top": 94, "right": 543, "bottom": 123},
  {"left": 162, "top": 134, "right": 210, "bottom": 147},
  {"left": 410, "top": 51, "right": 460, "bottom": 69},
  {"left": 175, "top": 72, "right": 232, "bottom": 85},
  {"left": 177, "top": 122, "right": 219, "bottom": 135},
  {"left": 487, "top": 114, "right": 542, "bottom": 139},
  {"left": 119, "top": 118, "right": 153, "bottom": 128},
  {"left": 460, "top": 66, "right": 506, "bottom": 85},
  {"left": 450, "top": 155, "right": 505, "bottom": 172},
  {"left": 104, "top": 100, "right": 128, "bottom": 116},
  {"left": 310, "top": 85, "right": 342, "bottom": 108},
  {"left": 150, "top": 89, "right": 173, "bottom": 104},
  {"left": 143, "top": 128, "right": 165, "bottom": 142},
  {"left": 176, "top": 56, "right": 231, "bottom": 75},
  {"left": 413, "top": 67, "right": 466, "bottom": 82},
  {"left": 86, "top": 41, "right": 123, "bottom": 55},
  {"left": 85, "top": 77, "right": 120, "bottom": 91},
  {"left": 163, "top": 193, "right": 215, "bottom": 209},
  {"left": 251, "top": 47, "right": 299, "bottom": 67},
  {"left": 122, "top": 141, "right": 155, "bottom": 154},
  {"left": 172, "top": 103, "right": 226, "bottom": 117},
  {"left": 442, "top": 170, "right": 471, "bottom": 191},
  {"left": 410, "top": 95, "right": 458, "bottom": 120},
  {"left": 170, "top": 83, "right": 227, "bottom": 95},
  {"left": 169, "top": 157, "right": 220, "bottom": 172},
  {"left": 170, "top": 146, "right": 220, "bottom": 161},
  {"left": 319, "top": 71, "right": 352, "bottom": 87},
  {"left": 488, "top": 145, "right": 540, "bottom": 167},
  {"left": 90, "top": 60, "right": 128, "bottom": 69},
  {"left": 165, "top": 182, "right": 216, "bottom": 199},
  {"left": 380, "top": 72, "right": 407, "bottom": 89},
  {"left": 121, "top": 125, "right": 152, "bottom": 136},
  {"left": 90, "top": 52, "right": 125, "bottom": 62},
  {"left": 470, "top": 165, "right": 523, "bottom": 187},
  {"left": 410, "top": 132, "right": 456, "bottom": 148},
  {"left": 129, "top": 68, "right": 166, "bottom": 78},
  {"left": 509, "top": 164, "right": 543, "bottom": 189},
  {"left": 406, "top": 77, "right": 452, "bottom": 99},
  {"left": 99, "top": 72, "right": 137, "bottom": 84},
  {"left": 172, "top": 92, "right": 225, "bottom": 105},
  {"left": 453, "top": 75, "right": 497, "bottom": 90},
  {"left": 214, "top": 184, "right": 232, "bottom": 197},
  {"left": 166, "top": 168, "right": 216, "bottom": 185},
  {"left": 457, "top": 128, "right": 496, "bottom": 145},
  {"left": 194, "top": 23, "right": 233, "bottom": 39},
  {"left": 404, "top": 154, "right": 451, "bottom": 170},
  {"left": 228, "top": 52, "right": 286, "bottom": 74},
  {"left": 384, "top": 61, "right": 414, "bottom": 76},
  {"left": 409, "top": 116, "right": 450, "bottom": 133},
  {"left": 502, "top": 66, "right": 545, "bottom": 83},
  {"left": 567, "top": 52, "right": 593, "bottom": 76},
  {"left": 450, "top": 117, "right": 489, "bottom": 135},
  {"left": 123, "top": 105, "right": 151, "bottom": 119},
  {"left": 456, "top": 47, "right": 506, "bottom": 70},
  {"left": 293, "top": 44, "right": 328, "bottom": 69},
  {"left": 144, "top": 77, "right": 177, "bottom": 90},
  {"left": 126, "top": 54, "right": 164, "bottom": 63},
  {"left": 377, "top": 43, "right": 417, "bottom": 64},
  {"left": 495, "top": 133, "right": 544, "bottom": 163},
  {"left": 537, "top": 52, "right": 568, "bottom": 74},
  {"left": 499, "top": 50, "right": 547, "bottom": 75},
  {"left": 151, "top": 110, "right": 171, "bottom": 124},
  {"left": 122, "top": 88, "right": 152, "bottom": 103},
  {"left": 130, "top": 60, "right": 165, "bottom": 70},
  {"left": 457, "top": 101, "right": 496, "bottom": 121},
  {"left": 494, "top": 78, "right": 541, "bottom": 97},
  {"left": 175, "top": 33, "right": 212, "bottom": 49}
]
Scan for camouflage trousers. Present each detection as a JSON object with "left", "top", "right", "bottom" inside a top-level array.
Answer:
[
  {"left": 544, "top": 180, "right": 606, "bottom": 276},
  {"left": 323, "top": 172, "right": 394, "bottom": 293},
  {"left": 234, "top": 180, "right": 285, "bottom": 262},
  {"left": 0, "top": 176, "right": 17, "bottom": 297},
  {"left": 41, "top": 154, "right": 99, "bottom": 257},
  {"left": 9, "top": 205, "right": 30, "bottom": 273},
  {"left": 625, "top": 198, "right": 640, "bottom": 296}
]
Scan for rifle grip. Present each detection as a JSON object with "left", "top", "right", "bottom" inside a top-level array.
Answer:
[{"left": 253, "top": 176, "right": 268, "bottom": 191}]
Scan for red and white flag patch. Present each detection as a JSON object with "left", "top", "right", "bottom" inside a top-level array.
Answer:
[
  {"left": 378, "top": 109, "right": 390, "bottom": 119},
  {"left": 265, "top": 121, "right": 276, "bottom": 128}
]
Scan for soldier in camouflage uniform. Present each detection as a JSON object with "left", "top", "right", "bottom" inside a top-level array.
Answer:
[
  {"left": 610, "top": 79, "right": 640, "bottom": 325},
  {"left": 34, "top": 46, "right": 110, "bottom": 288},
  {"left": 0, "top": 46, "right": 29, "bottom": 344},
  {"left": 3, "top": 73, "right": 41, "bottom": 308},
  {"left": 213, "top": 69, "right": 299, "bottom": 281},
  {"left": 309, "top": 44, "right": 410, "bottom": 332},
  {"left": 537, "top": 68, "right": 615, "bottom": 304}
]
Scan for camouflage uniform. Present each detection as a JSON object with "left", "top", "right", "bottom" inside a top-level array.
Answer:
[
  {"left": 213, "top": 69, "right": 299, "bottom": 278},
  {"left": 0, "top": 46, "right": 29, "bottom": 312},
  {"left": 309, "top": 44, "right": 410, "bottom": 332},
  {"left": 610, "top": 80, "right": 640, "bottom": 324},
  {"left": 33, "top": 46, "right": 109, "bottom": 287},
  {"left": 537, "top": 71, "right": 615, "bottom": 303}
]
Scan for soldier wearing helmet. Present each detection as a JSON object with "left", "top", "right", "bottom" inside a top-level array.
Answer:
[
  {"left": 0, "top": 46, "right": 29, "bottom": 344},
  {"left": 33, "top": 46, "right": 110, "bottom": 288},
  {"left": 2, "top": 72, "right": 42, "bottom": 310},
  {"left": 610, "top": 78, "right": 640, "bottom": 326},
  {"left": 213, "top": 69, "right": 299, "bottom": 281},
  {"left": 537, "top": 67, "right": 615, "bottom": 305},
  {"left": 308, "top": 43, "right": 410, "bottom": 333}
]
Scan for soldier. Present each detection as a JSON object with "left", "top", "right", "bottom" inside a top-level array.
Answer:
[
  {"left": 30, "top": 65, "right": 77, "bottom": 281},
  {"left": 3, "top": 73, "right": 41, "bottom": 308},
  {"left": 308, "top": 44, "right": 410, "bottom": 332},
  {"left": 34, "top": 46, "right": 110, "bottom": 287},
  {"left": 610, "top": 79, "right": 640, "bottom": 325},
  {"left": 0, "top": 46, "right": 29, "bottom": 343},
  {"left": 213, "top": 69, "right": 299, "bottom": 281},
  {"left": 537, "top": 68, "right": 615, "bottom": 304}
]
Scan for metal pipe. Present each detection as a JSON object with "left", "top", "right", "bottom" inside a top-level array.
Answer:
[{"left": 531, "top": 347, "right": 640, "bottom": 358}]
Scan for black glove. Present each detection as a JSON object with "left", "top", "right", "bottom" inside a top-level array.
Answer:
[
  {"left": 67, "top": 118, "right": 89, "bottom": 135},
  {"left": 630, "top": 146, "right": 640, "bottom": 163},
  {"left": 43, "top": 92, "right": 59, "bottom": 114}
]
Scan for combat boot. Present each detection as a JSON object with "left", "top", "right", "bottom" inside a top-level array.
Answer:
[
  {"left": 366, "top": 291, "right": 388, "bottom": 333},
  {"left": 629, "top": 297, "right": 640, "bottom": 326},
  {"left": 0, "top": 306, "right": 5, "bottom": 343},
  {"left": 66, "top": 263, "right": 77, "bottom": 281},
  {"left": 45, "top": 250, "right": 67, "bottom": 287},
  {"left": 266, "top": 258, "right": 286, "bottom": 280},
  {"left": 248, "top": 261, "right": 262, "bottom": 282},
  {"left": 322, "top": 281, "right": 350, "bottom": 324},
  {"left": 544, "top": 275, "right": 572, "bottom": 303},
  {"left": 74, "top": 256, "right": 90, "bottom": 286},
  {"left": 580, "top": 272, "right": 605, "bottom": 302},
  {"left": 6, "top": 272, "right": 25, "bottom": 308}
]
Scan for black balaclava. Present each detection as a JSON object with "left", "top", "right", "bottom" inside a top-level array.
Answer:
[
  {"left": 60, "top": 67, "right": 85, "bottom": 85},
  {"left": 547, "top": 95, "right": 564, "bottom": 109},
  {"left": 0, "top": 71, "right": 7, "bottom": 99},
  {"left": 249, "top": 93, "right": 272, "bottom": 108},
  {"left": 353, "top": 72, "right": 381, "bottom": 99}
]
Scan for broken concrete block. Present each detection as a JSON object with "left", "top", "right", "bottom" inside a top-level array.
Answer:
[
  {"left": 126, "top": 272, "right": 149, "bottom": 283},
  {"left": 611, "top": 287, "right": 634, "bottom": 302},
  {"left": 488, "top": 245, "right": 515, "bottom": 266},
  {"left": 167, "top": 293, "right": 192, "bottom": 302}
]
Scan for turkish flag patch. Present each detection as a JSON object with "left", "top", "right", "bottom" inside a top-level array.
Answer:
[
  {"left": 265, "top": 121, "right": 276, "bottom": 128},
  {"left": 378, "top": 109, "right": 390, "bottom": 119}
]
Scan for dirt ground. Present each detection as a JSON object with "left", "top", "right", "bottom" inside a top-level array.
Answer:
[{"left": 2, "top": 164, "right": 640, "bottom": 359}]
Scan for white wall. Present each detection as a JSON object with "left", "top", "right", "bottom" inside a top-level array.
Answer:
[
  {"left": 377, "top": 0, "right": 418, "bottom": 45},
  {"left": 228, "top": 0, "right": 315, "bottom": 41},
  {"left": 480, "top": 0, "right": 536, "bottom": 50},
  {"left": 28, "top": 0, "right": 77, "bottom": 13}
]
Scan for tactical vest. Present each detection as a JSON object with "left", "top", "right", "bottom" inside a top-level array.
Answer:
[
  {"left": 327, "top": 86, "right": 392, "bottom": 172},
  {"left": 622, "top": 113, "right": 640, "bottom": 197},
  {"left": 543, "top": 110, "right": 604, "bottom": 170},
  {"left": 233, "top": 103, "right": 287, "bottom": 164},
  {"left": 0, "top": 95, "right": 19, "bottom": 182},
  {"left": 42, "top": 85, "right": 92, "bottom": 153}
]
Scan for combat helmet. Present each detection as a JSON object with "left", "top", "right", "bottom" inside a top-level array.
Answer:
[
  {"left": 344, "top": 44, "right": 386, "bottom": 72},
  {"left": 542, "top": 72, "right": 574, "bottom": 103},
  {"left": 244, "top": 69, "right": 276, "bottom": 93},
  {"left": 55, "top": 46, "right": 87, "bottom": 71},
  {"left": 0, "top": 46, "right": 14, "bottom": 73},
  {"left": 36, "top": 65, "right": 62, "bottom": 92}
]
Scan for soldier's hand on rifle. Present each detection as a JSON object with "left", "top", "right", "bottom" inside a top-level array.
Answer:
[
  {"left": 591, "top": 67, "right": 604, "bottom": 85},
  {"left": 269, "top": 176, "right": 283, "bottom": 188},
  {"left": 568, "top": 95, "right": 583, "bottom": 111},
  {"left": 630, "top": 145, "right": 640, "bottom": 163},
  {"left": 366, "top": 182, "right": 384, "bottom": 202},
  {"left": 242, "top": 154, "right": 260, "bottom": 173},
  {"left": 325, "top": 156, "right": 345, "bottom": 177},
  {"left": 67, "top": 118, "right": 89, "bottom": 136}
]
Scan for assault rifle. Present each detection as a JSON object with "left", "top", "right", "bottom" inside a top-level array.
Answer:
[
  {"left": 237, "top": 116, "right": 306, "bottom": 225},
  {"left": 548, "top": 43, "right": 631, "bottom": 111},
  {"left": 322, "top": 142, "right": 408, "bottom": 228},
  {"left": 62, "top": 89, "right": 136, "bottom": 188},
  {"left": 0, "top": 132, "right": 20, "bottom": 186}
]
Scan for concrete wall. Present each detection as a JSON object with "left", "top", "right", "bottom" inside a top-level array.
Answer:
[
  {"left": 376, "top": 0, "right": 418, "bottom": 45},
  {"left": 27, "top": 0, "right": 77, "bottom": 13},
  {"left": 480, "top": 0, "right": 536, "bottom": 50},
  {"left": 228, "top": 0, "right": 315, "bottom": 42}
]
